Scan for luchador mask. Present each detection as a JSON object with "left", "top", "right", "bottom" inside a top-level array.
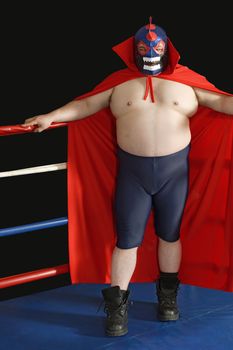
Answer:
[{"left": 134, "top": 17, "right": 168, "bottom": 76}]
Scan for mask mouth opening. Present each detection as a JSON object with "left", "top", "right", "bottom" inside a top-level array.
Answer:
[
  {"left": 143, "top": 56, "right": 161, "bottom": 64},
  {"left": 143, "top": 56, "right": 162, "bottom": 71}
]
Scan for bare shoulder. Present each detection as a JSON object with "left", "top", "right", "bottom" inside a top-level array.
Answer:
[
  {"left": 193, "top": 87, "right": 223, "bottom": 104},
  {"left": 86, "top": 87, "right": 113, "bottom": 105}
]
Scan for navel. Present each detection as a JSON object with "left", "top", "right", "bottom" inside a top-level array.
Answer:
[
  {"left": 127, "top": 101, "right": 132, "bottom": 106},
  {"left": 173, "top": 101, "right": 179, "bottom": 106}
]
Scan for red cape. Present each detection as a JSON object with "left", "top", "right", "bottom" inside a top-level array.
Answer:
[{"left": 67, "top": 36, "right": 233, "bottom": 292}]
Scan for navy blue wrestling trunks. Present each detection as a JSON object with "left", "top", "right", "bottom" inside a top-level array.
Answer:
[{"left": 114, "top": 142, "right": 191, "bottom": 248}]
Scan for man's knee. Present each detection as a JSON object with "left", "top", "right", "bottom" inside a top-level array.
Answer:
[
  {"left": 115, "top": 246, "right": 139, "bottom": 254},
  {"left": 116, "top": 241, "right": 141, "bottom": 250},
  {"left": 157, "top": 232, "right": 180, "bottom": 243}
]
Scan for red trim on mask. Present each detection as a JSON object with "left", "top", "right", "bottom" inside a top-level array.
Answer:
[
  {"left": 146, "top": 16, "right": 156, "bottom": 30},
  {"left": 146, "top": 31, "right": 157, "bottom": 41},
  {"left": 153, "top": 40, "right": 165, "bottom": 55},
  {"left": 137, "top": 41, "right": 150, "bottom": 56}
]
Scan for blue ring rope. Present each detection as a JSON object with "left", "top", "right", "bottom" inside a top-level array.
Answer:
[{"left": 0, "top": 217, "right": 68, "bottom": 237}]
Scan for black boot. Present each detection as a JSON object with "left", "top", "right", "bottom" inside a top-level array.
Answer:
[
  {"left": 156, "top": 272, "right": 180, "bottom": 321},
  {"left": 101, "top": 285, "right": 130, "bottom": 336}
]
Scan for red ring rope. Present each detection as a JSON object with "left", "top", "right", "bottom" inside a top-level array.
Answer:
[{"left": 0, "top": 122, "right": 67, "bottom": 136}]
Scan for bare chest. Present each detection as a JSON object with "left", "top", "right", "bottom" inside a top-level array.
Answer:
[{"left": 110, "top": 77, "right": 198, "bottom": 118}]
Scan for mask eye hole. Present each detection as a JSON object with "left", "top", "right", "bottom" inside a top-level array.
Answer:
[
  {"left": 153, "top": 40, "right": 165, "bottom": 55},
  {"left": 137, "top": 41, "right": 149, "bottom": 56}
]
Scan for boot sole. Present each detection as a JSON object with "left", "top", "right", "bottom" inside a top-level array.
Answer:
[
  {"left": 158, "top": 312, "right": 179, "bottom": 321},
  {"left": 106, "top": 328, "right": 128, "bottom": 337}
]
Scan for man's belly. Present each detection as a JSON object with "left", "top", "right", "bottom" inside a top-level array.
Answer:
[{"left": 116, "top": 112, "right": 191, "bottom": 157}]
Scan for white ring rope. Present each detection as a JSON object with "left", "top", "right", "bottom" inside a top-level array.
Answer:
[{"left": 0, "top": 162, "right": 67, "bottom": 178}]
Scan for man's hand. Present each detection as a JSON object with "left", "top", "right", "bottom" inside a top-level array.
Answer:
[
  {"left": 21, "top": 115, "right": 54, "bottom": 132},
  {"left": 20, "top": 87, "right": 113, "bottom": 131}
]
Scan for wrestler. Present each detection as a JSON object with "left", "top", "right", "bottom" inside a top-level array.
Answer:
[{"left": 22, "top": 18, "right": 233, "bottom": 337}]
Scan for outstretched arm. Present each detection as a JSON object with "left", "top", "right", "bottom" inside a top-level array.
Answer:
[
  {"left": 194, "top": 87, "right": 233, "bottom": 115},
  {"left": 22, "top": 87, "right": 113, "bottom": 132}
]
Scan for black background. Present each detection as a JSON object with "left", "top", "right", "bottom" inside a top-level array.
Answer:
[{"left": 0, "top": 3, "right": 232, "bottom": 299}]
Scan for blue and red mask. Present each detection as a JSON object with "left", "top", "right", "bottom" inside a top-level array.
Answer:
[{"left": 134, "top": 17, "right": 168, "bottom": 76}]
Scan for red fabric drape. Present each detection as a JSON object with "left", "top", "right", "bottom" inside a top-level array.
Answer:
[{"left": 67, "top": 36, "right": 233, "bottom": 292}]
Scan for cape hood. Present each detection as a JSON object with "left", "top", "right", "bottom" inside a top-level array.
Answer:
[{"left": 67, "top": 36, "right": 233, "bottom": 292}]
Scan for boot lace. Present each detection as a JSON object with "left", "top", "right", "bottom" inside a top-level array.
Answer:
[
  {"left": 157, "top": 286, "right": 180, "bottom": 306},
  {"left": 96, "top": 298, "right": 133, "bottom": 315}
]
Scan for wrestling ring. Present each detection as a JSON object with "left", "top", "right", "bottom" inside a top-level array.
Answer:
[{"left": 1, "top": 122, "right": 233, "bottom": 350}]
